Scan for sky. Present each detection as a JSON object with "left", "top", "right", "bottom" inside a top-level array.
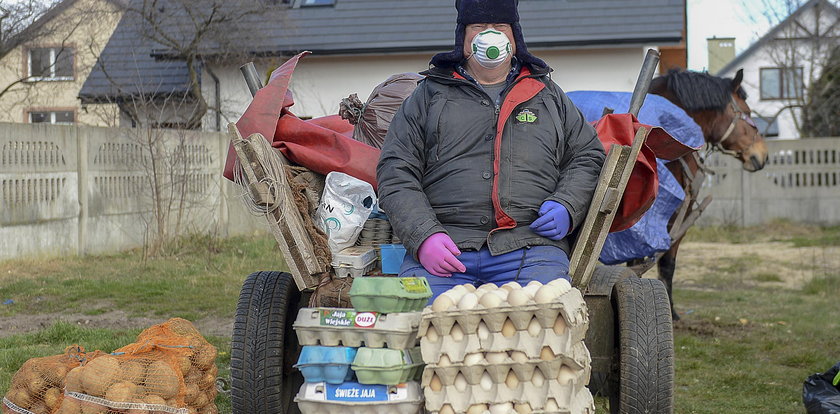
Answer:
[{"left": 687, "top": 0, "right": 791, "bottom": 71}]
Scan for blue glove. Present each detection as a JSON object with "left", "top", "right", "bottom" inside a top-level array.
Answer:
[{"left": 529, "top": 201, "right": 571, "bottom": 241}]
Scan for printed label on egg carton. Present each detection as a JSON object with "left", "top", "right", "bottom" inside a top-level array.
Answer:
[
  {"left": 295, "top": 381, "right": 423, "bottom": 414},
  {"left": 422, "top": 341, "right": 590, "bottom": 387},
  {"left": 422, "top": 375, "right": 591, "bottom": 413},
  {"left": 419, "top": 288, "right": 588, "bottom": 337},
  {"left": 293, "top": 308, "right": 422, "bottom": 349},
  {"left": 420, "top": 324, "right": 587, "bottom": 364}
]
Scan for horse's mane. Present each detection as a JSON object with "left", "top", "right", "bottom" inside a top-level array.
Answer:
[{"left": 660, "top": 69, "right": 748, "bottom": 112}]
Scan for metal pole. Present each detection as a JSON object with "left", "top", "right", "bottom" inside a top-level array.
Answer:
[
  {"left": 239, "top": 62, "right": 264, "bottom": 97},
  {"left": 627, "top": 49, "right": 661, "bottom": 117}
]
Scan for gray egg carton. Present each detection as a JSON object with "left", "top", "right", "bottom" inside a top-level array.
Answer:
[
  {"left": 294, "top": 381, "right": 423, "bottom": 414},
  {"left": 418, "top": 288, "right": 588, "bottom": 336},
  {"left": 293, "top": 308, "right": 422, "bottom": 349},
  {"left": 423, "top": 342, "right": 590, "bottom": 386}
]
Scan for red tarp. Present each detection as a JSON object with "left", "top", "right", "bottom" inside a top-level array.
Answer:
[{"left": 224, "top": 52, "right": 691, "bottom": 233}]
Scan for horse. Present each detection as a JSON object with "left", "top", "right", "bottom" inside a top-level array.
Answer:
[{"left": 636, "top": 68, "right": 768, "bottom": 320}]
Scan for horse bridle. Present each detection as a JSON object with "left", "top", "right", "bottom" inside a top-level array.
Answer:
[{"left": 709, "top": 96, "right": 759, "bottom": 158}]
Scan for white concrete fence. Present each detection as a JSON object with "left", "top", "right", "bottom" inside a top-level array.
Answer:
[{"left": 1, "top": 123, "right": 838, "bottom": 260}]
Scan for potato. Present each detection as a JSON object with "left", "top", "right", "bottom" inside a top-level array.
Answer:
[
  {"left": 184, "top": 384, "right": 200, "bottom": 404},
  {"left": 192, "top": 347, "right": 216, "bottom": 370},
  {"left": 105, "top": 381, "right": 137, "bottom": 403},
  {"left": 121, "top": 361, "right": 145, "bottom": 384},
  {"left": 65, "top": 367, "right": 85, "bottom": 392},
  {"left": 199, "top": 372, "right": 216, "bottom": 390},
  {"left": 178, "top": 357, "right": 192, "bottom": 376},
  {"left": 197, "top": 404, "right": 218, "bottom": 414},
  {"left": 56, "top": 398, "right": 82, "bottom": 414},
  {"left": 44, "top": 386, "right": 63, "bottom": 410},
  {"left": 143, "top": 395, "right": 167, "bottom": 406},
  {"left": 39, "top": 364, "right": 69, "bottom": 388},
  {"left": 8, "top": 388, "right": 33, "bottom": 409},
  {"left": 192, "top": 392, "right": 209, "bottom": 409},
  {"left": 82, "top": 356, "right": 120, "bottom": 397},
  {"left": 184, "top": 370, "right": 201, "bottom": 386},
  {"left": 79, "top": 400, "right": 107, "bottom": 414},
  {"left": 145, "top": 361, "right": 179, "bottom": 399},
  {"left": 24, "top": 370, "right": 47, "bottom": 395},
  {"left": 28, "top": 401, "right": 48, "bottom": 414}
]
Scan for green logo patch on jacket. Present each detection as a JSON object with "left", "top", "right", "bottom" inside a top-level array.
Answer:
[{"left": 515, "top": 108, "right": 538, "bottom": 124}]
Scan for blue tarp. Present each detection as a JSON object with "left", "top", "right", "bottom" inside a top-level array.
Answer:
[{"left": 567, "top": 91, "right": 704, "bottom": 264}]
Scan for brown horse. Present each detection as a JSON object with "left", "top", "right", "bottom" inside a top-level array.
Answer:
[{"left": 638, "top": 68, "right": 768, "bottom": 320}]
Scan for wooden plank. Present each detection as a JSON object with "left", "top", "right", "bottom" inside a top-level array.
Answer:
[
  {"left": 570, "top": 126, "right": 650, "bottom": 289},
  {"left": 228, "top": 124, "right": 324, "bottom": 290}
]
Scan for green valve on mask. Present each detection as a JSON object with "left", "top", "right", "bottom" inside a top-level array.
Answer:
[{"left": 486, "top": 46, "right": 500, "bottom": 59}]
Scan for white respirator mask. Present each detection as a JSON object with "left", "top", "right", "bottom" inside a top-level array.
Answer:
[{"left": 470, "top": 29, "right": 512, "bottom": 69}]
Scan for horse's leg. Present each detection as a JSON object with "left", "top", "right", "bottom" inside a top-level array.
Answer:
[{"left": 658, "top": 239, "right": 682, "bottom": 320}]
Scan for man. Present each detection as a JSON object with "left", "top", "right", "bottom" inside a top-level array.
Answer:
[{"left": 376, "top": 0, "right": 605, "bottom": 301}]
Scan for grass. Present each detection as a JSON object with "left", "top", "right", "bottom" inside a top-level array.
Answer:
[
  {"left": 685, "top": 219, "right": 840, "bottom": 246},
  {"left": 2, "top": 229, "right": 839, "bottom": 413}
]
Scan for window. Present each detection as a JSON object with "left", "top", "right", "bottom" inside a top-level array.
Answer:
[
  {"left": 760, "top": 67, "right": 803, "bottom": 100},
  {"left": 754, "top": 116, "right": 779, "bottom": 138},
  {"left": 300, "top": 0, "right": 335, "bottom": 6},
  {"left": 29, "top": 111, "right": 74, "bottom": 124},
  {"left": 27, "top": 47, "right": 74, "bottom": 80}
]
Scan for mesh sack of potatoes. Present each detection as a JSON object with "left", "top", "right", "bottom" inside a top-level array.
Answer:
[
  {"left": 57, "top": 318, "right": 218, "bottom": 414},
  {"left": 1, "top": 346, "right": 95, "bottom": 414}
]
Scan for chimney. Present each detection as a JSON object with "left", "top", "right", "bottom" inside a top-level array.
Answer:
[{"left": 707, "top": 37, "right": 736, "bottom": 74}]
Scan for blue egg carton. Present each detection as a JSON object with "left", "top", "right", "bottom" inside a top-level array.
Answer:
[{"left": 295, "top": 346, "right": 358, "bottom": 384}]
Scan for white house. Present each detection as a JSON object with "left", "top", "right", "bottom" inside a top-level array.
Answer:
[
  {"left": 717, "top": 0, "right": 840, "bottom": 139},
  {"left": 79, "top": 0, "right": 688, "bottom": 131}
]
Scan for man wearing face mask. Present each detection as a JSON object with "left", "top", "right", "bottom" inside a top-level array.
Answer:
[{"left": 377, "top": 0, "right": 605, "bottom": 301}]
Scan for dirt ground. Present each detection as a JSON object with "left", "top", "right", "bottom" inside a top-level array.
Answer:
[{"left": 2, "top": 240, "right": 836, "bottom": 339}]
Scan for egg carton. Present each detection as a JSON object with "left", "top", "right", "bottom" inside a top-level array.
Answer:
[
  {"left": 422, "top": 375, "right": 591, "bottom": 413},
  {"left": 420, "top": 325, "right": 587, "bottom": 364},
  {"left": 422, "top": 342, "right": 590, "bottom": 386},
  {"left": 425, "top": 388, "right": 595, "bottom": 414},
  {"left": 295, "top": 346, "right": 358, "bottom": 384},
  {"left": 350, "top": 277, "right": 432, "bottom": 314},
  {"left": 293, "top": 308, "right": 422, "bottom": 349},
  {"left": 332, "top": 246, "right": 378, "bottom": 279},
  {"left": 295, "top": 381, "right": 423, "bottom": 414},
  {"left": 419, "top": 288, "right": 588, "bottom": 337},
  {"left": 352, "top": 347, "right": 424, "bottom": 385}
]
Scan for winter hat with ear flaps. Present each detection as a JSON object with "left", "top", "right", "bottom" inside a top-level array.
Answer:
[{"left": 430, "top": 0, "right": 548, "bottom": 71}]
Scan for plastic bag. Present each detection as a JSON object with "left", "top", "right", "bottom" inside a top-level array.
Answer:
[
  {"left": 57, "top": 318, "right": 217, "bottom": 414},
  {"left": 316, "top": 172, "right": 376, "bottom": 256},
  {"left": 803, "top": 361, "right": 840, "bottom": 414},
  {"left": 343, "top": 73, "right": 424, "bottom": 149}
]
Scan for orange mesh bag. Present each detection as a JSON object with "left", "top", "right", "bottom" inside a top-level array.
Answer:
[
  {"left": 57, "top": 318, "right": 218, "bottom": 414},
  {"left": 2, "top": 346, "right": 92, "bottom": 414}
]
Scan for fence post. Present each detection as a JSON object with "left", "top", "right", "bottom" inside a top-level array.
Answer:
[{"left": 77, "top": 126, "right": 88, "bottom": 256}]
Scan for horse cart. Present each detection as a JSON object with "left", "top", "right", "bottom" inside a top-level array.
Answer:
[{"left": 227, "top": 50, "right": 674, "bottom": 414}]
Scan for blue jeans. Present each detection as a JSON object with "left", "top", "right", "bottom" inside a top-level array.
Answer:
[{"left": 398, "top": 245, "right": 570, "bottom": 304}]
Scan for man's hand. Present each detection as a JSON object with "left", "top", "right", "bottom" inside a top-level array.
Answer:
[
  {"left": 530, "top": 201, "right": 571, "bottom": 241},
  {"left": 417, "top": 233, "right": 467, "bottom": 277}
]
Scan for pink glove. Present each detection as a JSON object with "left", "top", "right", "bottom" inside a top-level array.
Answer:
[{"left": 417, "top": 233, "right": 467, "bottom": 277}]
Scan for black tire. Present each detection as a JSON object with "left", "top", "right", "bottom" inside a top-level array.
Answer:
[
  {"left": 610, "top": 277, "right": 675, "bottom": 414},
  {"left": 231, "top": 271, "right": 305, "bottom": 414}
]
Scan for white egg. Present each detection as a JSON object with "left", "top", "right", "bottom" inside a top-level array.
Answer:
[
  {"left": 489, "top": 403, "right": 513, "bottom": 414},
  {"left": 491, "top": 288, "right": 508, "bottom": 301},
  {"left": 450, "top": 323, "right": 465, "bottom": 341},
  {"left": 548, "top": 278, "right": 572, "bottom": 294},
  {"left": 440, "top": 405, "right": 456, "bottom": 414},
  {"left": 545, "top": 398, "right": 560, "bottom": 411},
  {"left": 454, "top": 373, "right": 468, "bottom": 392},
  {"left": 458, "top": 292, "right": 479, "bottom": 310},
  {"left": 501, "top": 319, "right": 517, "bottom": 338},
  {"left": 514, "top": 403, "right": 532, "bottom": 413},
  {"left": 438, "top": 354, "right": 452, "bottom": 367},
  {"left": 507, "top": 289, "right": 531, "bottom": 307},
  {"left": 477, "top": 321, "right": 491, "bottom": 340},
  {"left": 526, "top": 280, "right": 543, "bottom": 288},
  {"left": 558, "top": 365, "right": 577, "bottom": 385},
  {"left": 479, "top": 291, "right": 503, "bottom": 308},
  {"left": 540, "top": 346, "right": 555, "bottom": 361},
  {"left": 425, "top": 325, "right": 440, "bottom": 343},
  {"left": 504, "top": 370, "right": 520, "bottom": 389},
  {"left": 479, "top": 372, "right": 493, "bottom": 391},
  {"left": 432, "top": 295, "right": 455, "bottom": 312},
  {"left": 531, "top": 368, "right": 545, "bottom": 387},
  {"left": 534, "top": 284, "right": 560, "bottom": 304},
  {"left": 501, "top": 281, "right": 521, "bottom": 292},
  {"left": 510, "top": 351, "right": 528, "bottom": 364},
  {"left": 527, "top": 317, "right": 542, "bottom": 337},
  {"left": 477, "top": 282, "right": 498, "bottom": 291},
  {"left": 429, "top": 374, "right": 443, "bottom": 391},
  {"left": 444, "top": 286, "right": 467, "bottom": 302},
  {"left": 467, "top": 404, "right": 488, "bottom": 414},
  {"left": 464, "top": 352, "right": 484, "bottom": 366},
  {"left": 485, "top": 351, "right": 507, "bottom": 364},
  {"left": 522, "top": 284, "right": 540, "bottom": 298},
  {"left": 462, "top": 283, "right": 477, "bottom": 292}
]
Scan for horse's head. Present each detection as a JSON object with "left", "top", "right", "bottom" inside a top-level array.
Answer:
[{"left": 651, "top": 69, "right": 768, "bottom": 171}]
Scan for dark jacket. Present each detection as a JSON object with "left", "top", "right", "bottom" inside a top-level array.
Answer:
[{"left": 377, "top": 64, "right": 605, "bottom": 260}]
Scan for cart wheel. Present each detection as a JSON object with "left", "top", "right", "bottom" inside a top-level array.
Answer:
[
  {"left": 231, "top": 271, "right": 306, "bottom": 414},
  {"left": 610, "top": 277, "right": 675, "bottom": 414}
]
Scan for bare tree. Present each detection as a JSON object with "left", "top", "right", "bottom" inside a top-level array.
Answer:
[{"left": 748, "top": 0, "right": 840, "bottom": 137}]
